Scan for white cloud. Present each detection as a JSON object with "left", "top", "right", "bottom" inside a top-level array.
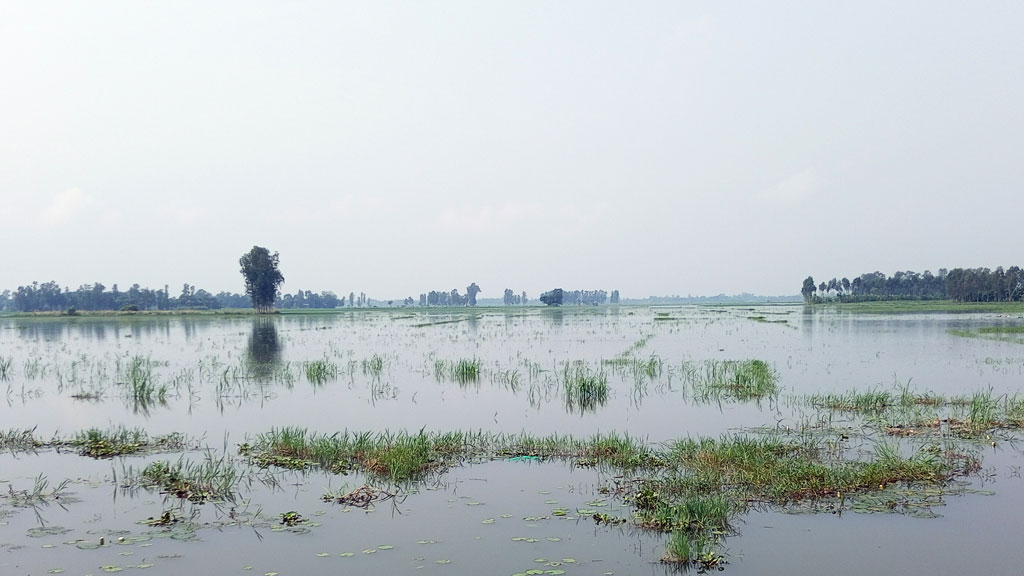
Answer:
[
  {"left": 760, "top": 169, "right": 821, "bottom": 205},
  {"left": 39, "top": 188, "right": 95, "bottom": 226}
]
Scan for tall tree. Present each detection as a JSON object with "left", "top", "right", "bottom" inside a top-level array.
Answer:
[
  {"left": 239, "top": 246, "right": 285, "bottom": 313},
  {"left": 801, "top": 276, "right": 816, "bottom": 303},
  {"left": 466, "top": 283, "right": 481, "bottom": 306}
]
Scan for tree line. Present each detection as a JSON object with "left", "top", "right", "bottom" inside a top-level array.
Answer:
[
  {"left": 538, "top": 288, "right": 619, "bottom": 306},
  {"left": 418, "top": 283, "right": 482, "bottom": 307},
  {"left": 1, "top": 280, "right": 355, "bottom": 313},
  {"left": 801, "top": 267, "right": 1024, "bottom": 303}
]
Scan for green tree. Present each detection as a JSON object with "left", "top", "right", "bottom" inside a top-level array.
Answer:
[
  {"left": 801, "top": 276, "right": 816, "bottom": 303},
  {"left": 239, "top": 246, "right": 285, "bottom": 313},
  {"left": 539, "top": 288, "right": 564, "bottom": 306},
  {"left": 466, "top": 282, "right": 481, "bottom": 306}
]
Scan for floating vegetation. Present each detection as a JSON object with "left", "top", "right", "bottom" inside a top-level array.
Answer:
[
  {"left": 279, "top": 510, "right": 306, "bottom": 527},
  {"left": 72, "top": 427, "right": 144, "bottom": 458},
  {"left": 321, "top": 484, "right": 396, "bottom": 508},
  {"left": 126, "top": 451, "right": 240, "bottom": 503},
  {"left": 681, "top": 359, "right": 779, "bottom": 401}
]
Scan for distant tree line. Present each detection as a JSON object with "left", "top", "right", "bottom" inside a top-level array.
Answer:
[
  {"left": 418, "top": 283, "right": 481, "bottom": 307},
  {"left": 801, "top": 267, "right": 1024, "bottom": 303},
  {"left": 537, "top": 288, "right": 618, "bottom": 306},
  {"left": 3, "top": 281, "right": 354, "bottom": 312},
  {"left": 502, "top": 289, "right": 529, "bottom": 306}
]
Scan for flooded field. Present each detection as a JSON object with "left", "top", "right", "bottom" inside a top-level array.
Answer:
[{"left": 3, "top": 305, "right": 1024, "bottom": 575}]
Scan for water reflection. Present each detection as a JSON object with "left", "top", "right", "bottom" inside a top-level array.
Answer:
[
  {"left": 542, "top": 308, "right": 564, "bottom": 327},
  {"left": 247, "top": 317, "right": 283, "bottom": 381}
]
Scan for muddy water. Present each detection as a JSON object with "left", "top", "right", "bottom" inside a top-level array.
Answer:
[{"left": 1, "top": 305, "right": 1023, "bottom": 575}]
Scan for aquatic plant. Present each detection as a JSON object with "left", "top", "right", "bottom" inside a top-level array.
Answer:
[
  {"left": 362, "top": 354, "right": 386, "bottom": 377},
  {"left": 71, "top": 427, "right": 187, "bottom": 458},
  {"left": 118, "top": 355, "right": 168, "bottom": 408},
  {"left": 0, "top": 427, "right": 43, "bottom": 451},
  {"left": 132, "top": 450, "right": 239, "bottom": 503},
  {"left": 432, "top": 358, "right": 483, "bottom": 384},
  {"left": 683, "top": 359, "right": 778, "bottom": 401},
  {"left": 562, "top": 361, "right": 608, "bottom": 411},
  {"left": 304, "top": 358, "right": 338, "bottom": 384},
  {"left": 3, "top": 473, "right": 70, "bottom": 508}
]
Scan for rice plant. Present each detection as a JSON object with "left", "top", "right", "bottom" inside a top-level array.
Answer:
[
  {"left": 0, "top": 356, "right": 12, "bottom": 380},
  {"left": 304, "top": 358, "right": 338, "bottom": 385},
  {"left": 0, "top": 427, "right": 43, "bottom": 451},
  {"left": 683, "top": 359, "right": 778, "bottom": 401},
  {"left": 432, "top": 358, "right": 483, "bottom": 385},
  {"left": 129, "top": 450, "right": 239, "bottom": 503},
  {"left": 362, "top": 354, "right": 386, "bottom": 377},
  {"left": 452, "top": 358, "right": 481, "bottom": 384},
  {"left": 118, "top": 355, "right": 168, "bottom": 407},
  {"left": 562, "top": 361, "right": 608, "bottom": 412}
]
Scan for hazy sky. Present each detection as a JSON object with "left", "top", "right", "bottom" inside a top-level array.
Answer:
[{"left": 2, "top": 1, "right": 1022, "bottom": 299}]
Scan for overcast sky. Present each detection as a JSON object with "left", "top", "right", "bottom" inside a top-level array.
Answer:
[{"left": 2, "top": 1, "right": 1022, "bottom": 299}]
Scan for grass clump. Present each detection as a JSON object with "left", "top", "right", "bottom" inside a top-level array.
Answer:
[
  {"left": 432, "top": 358, "right": 483, "bottom": 385},
  {"left": 362, "top": 354, "right": 386, "bottom": 377},
  {"left": 0, "top": 356, "right": 12, "bottom": 380},
  {"left": 304, "top": 359, "right": 338, "bottom": 384},
  {"left": 4, "top": 473, "right": 71, "bottom": 508},
  {"left": 71, "top": 427, "right": 187, "bottom": 458},
  {"left": 118, "top": 355, "right": 168, "bottom": 408},
  {"left": 664, "top": 435, "right": 944, "bottom": 503},
  {"left": 245, "top": 429, "right": 664, "bottom": 481},
  {"left": 132, "top": 451, "right": 239, "bottom": 503},
  {"left": 72, "top": 426, "right": 150, "bottom": 458},
  {"left": 562, "top": 361, "right": 609, "bottom": 411},
  {"left": 452, "top": 358, "right": 482, "bottom": 383},
  {"left": 246, "top": 427, "right": 448, "bottom": 482},
  {"left": 0, "top": 427, "right": 44, "bottom": 451},
  {"left": 682, "top": 359, "right": 778, "bottom": 401},
  {"left": 664, "top": 530, "right": 723, "bottom": 568}
]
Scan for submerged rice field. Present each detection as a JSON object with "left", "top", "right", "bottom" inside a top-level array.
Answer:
[{"left": 2, "top": 305, "right": 1024, "bottom": 575}]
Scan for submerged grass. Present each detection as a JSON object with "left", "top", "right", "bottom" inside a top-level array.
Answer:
[
  {"left": 129, "top": 450, "right": 239, "bottom": 503},
  {"left": 243, "top": 428, "right": 663, "bottom": 482},
  {"left": 304, "top": 359, "right": 338, "bottom": 384},
  {"left": 663, "top": 435, "right": 944, "bottom": 503},
  {"left": 0, "top": 427, "right": 44, "bottom": 451},
  {"left": 361, "top": 354, "right": 386, "bottom": 377},
  {"left": 118, "top": 355, "right": 168, "bottom": 408},
  {"left": 807, "top": 383, "right": 1024, "bottom": 436},
  {"left": 432, "top": 358, "right": 483, "bottom": 384},
  {"left": 682, "top": 359, "right": 779, "bottom": 401},
  {"left": 562, "top": 361, "right": 609, "bottom": 411}
]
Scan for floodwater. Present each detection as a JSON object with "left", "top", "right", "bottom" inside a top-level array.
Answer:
[{"left": 2, "top": 305, "right": 1024, "bottom": 575}]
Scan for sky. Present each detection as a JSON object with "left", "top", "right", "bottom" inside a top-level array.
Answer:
[{"left": 2, "top": 1, "right": 1022, "bottom": 299}]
